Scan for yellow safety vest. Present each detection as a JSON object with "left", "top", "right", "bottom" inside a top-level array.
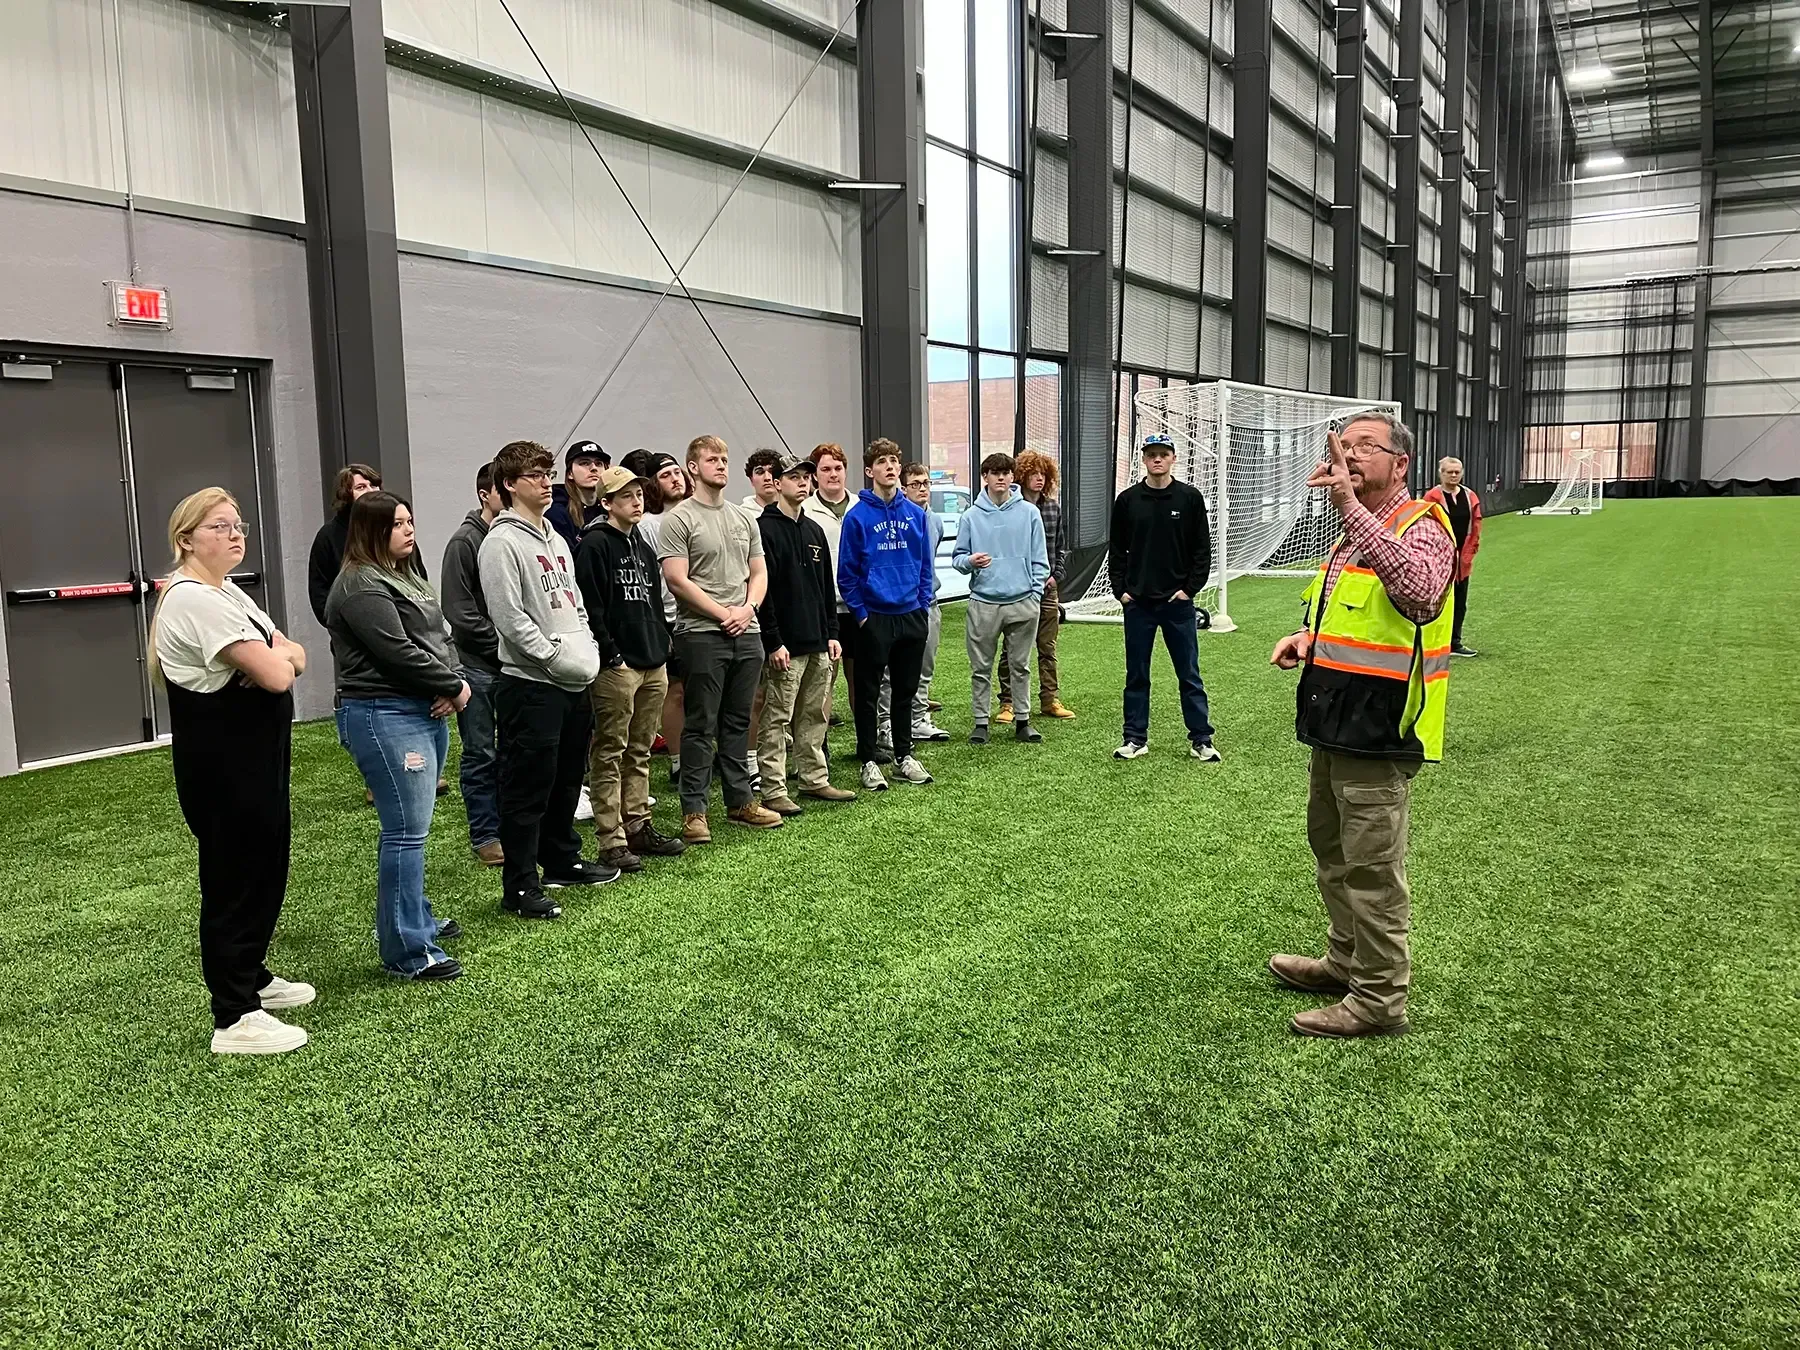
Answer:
[{"left": 1297, "top": 498, "right": 1455, "bottom": 762}]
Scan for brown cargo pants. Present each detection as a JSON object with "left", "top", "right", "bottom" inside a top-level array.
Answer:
[{"left": 1307, "top": 747, "right": 1420, "bottom": 1027}]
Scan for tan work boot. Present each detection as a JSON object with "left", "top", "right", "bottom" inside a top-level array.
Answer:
[
  {"left": 1290, "top": 1002, "right": 1408, "bottom": 1039},
  {"left": 1267, "top": 953, "right": 1349, "bottom": 994},
  {"left": 682, "top": 812, "right": 711, "bottom": 845},
  {"left": 760, "top": 795, "right": 804, "bottom": 817},
  {"left": 727, "top": 802, "right": 785, "bottom": 829},
  {"left": 474, "top": 841, "right": 504, "bottom": 867},
  {"left": 1042, "top": 698, "right": 1076, "bottom": 719},
  {"left": 800, "top": 784, "right": 857, "bottom": 802},
  {"left": 994, "top": 701, "right": 1014, "bottom": 724}
]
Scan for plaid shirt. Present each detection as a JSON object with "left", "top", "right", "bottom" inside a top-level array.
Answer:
[
  {"left": 1319, "top": 483, "right": 1457, "bottom": 625},
  {"left": 1031, "top": 493, "right": 1067, "bottom": 586}
]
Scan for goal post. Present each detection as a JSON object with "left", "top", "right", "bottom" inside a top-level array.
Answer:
[
  {"left": 1064, "top": 379, "right": 1402, "bottom": 630},
  {"left": 1522, "top": 445, "right": 1605, "bottom": 516}
]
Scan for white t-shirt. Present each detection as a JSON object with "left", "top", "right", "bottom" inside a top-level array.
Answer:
[{"left": 154, "top": 577, "right": 277, "bottom": 693}]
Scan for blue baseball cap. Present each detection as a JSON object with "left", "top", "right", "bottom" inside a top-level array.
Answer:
[{"left": 1140, "top": 434, "right": 1177, "bottom": 453}]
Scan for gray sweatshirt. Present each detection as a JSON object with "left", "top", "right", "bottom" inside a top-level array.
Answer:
[{"left": 476, "top": 509, "right": 602, "bottom": 691}]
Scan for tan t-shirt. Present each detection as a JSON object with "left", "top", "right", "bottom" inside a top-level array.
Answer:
[
  {"left": 154, "top": 576, "right": 276, "bottom": 693},
  {"left": 657, "top": 496, "right": 763, "bottom": 635}
]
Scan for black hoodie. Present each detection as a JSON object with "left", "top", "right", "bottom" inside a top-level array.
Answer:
[
  {"left": 574, "top": 517, "right": 671, "bottom": 671},
  {"left": 756, "top": 502, "right": 837, "bottom": 657}
]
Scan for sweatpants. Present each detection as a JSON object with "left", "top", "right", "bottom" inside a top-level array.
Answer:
[
  {"left": 878, "top": 601, "right": 940, "bottom": 736},
  {"left": 967, "top": 595, "right": 1041, "bottom": 726},
  {"left": 675, "top": 629, "right": 764, "bottom": 814},
  {"left": 496, "top": 675, "right": 591, "bottom": 900},
  {"left": 849, "top": 608, "right": 928, "bottom": 763}
]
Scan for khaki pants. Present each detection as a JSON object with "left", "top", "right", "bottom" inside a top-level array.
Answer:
[
  {"left": 588, "top": 664, "right": 668, "bottom": 850},
  {"left": 759, "top": 649, "right": 834, "bottom": 794},
  {"left": 1307, "top": 748, "right": 1419, "bottom": 1026},
  {"left": 999, "top": 578, "right": 1061, "bottom": 707}
]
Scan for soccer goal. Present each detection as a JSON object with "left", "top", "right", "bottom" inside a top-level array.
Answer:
[
  {"left": 1522, "top": 446, "right": 1605, "bottom": 516},
  {"left": 1064, "top": 379, "right": 1401, "bottom": 632}
]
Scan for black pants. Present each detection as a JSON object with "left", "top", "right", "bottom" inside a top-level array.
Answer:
[
  {"left": 496, "top": 675, "right": 592, "bottom": 898},
  {"left": 850, "top": 609, "right": 928, "bottom": 762},
  {"left": 169, "top": 690, "right": 293, "bottom": 1029},
  {"left": 1452, "top": 577, "right": 1470, "bottom": 649},
  {"left": 675, "top": 630, "right": 764, "bottom": 813}
]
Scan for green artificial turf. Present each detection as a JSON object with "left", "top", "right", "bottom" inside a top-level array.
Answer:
[{"left": 1, "top": 498, "right": 1797, "bottom": 1348}]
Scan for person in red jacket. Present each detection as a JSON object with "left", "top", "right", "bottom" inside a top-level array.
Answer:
[{"left": 1424, "top": 456, "right": 1482, "bottom": 657}]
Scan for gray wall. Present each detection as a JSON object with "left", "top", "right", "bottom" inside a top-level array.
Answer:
[{"left": 0, "top": 189, "right": 863, "bottom": 768}]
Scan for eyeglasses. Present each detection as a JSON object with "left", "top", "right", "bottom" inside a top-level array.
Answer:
[
  {"left": 515, "top": 470, "right": 553, "bottom": 483},
  {"left": 198, "top": 521, "right": 251, "bottom": 538},
  {"left": 1342, "top": 439, "right": 1398, "bottom": 459}
]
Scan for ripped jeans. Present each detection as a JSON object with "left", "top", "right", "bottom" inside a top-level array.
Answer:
[{"left": 338, "top": 697, "right": 452, "bottom": 977}]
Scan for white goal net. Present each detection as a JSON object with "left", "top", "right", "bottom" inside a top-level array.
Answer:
[
  {"left": 1523, "top": 446, "right": 1604, "bottom": 516},
  {"left": 1065, "top": 380, "right": 1401, "bottom": 632}
]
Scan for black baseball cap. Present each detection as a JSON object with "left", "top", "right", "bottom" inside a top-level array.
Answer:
[{"left": 565, "top": 440, "right": 609, "bottom": 469}]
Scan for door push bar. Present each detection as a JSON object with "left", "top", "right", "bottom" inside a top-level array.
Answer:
[{"left": 4, "top": 572, "right": 262, "bottom": 605}]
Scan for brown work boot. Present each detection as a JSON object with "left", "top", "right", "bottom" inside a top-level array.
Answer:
[
  {"left": 1290, "top": 1002, "right": 1408, "bottom": 1039},
  {"left": 474, "top": 841, "right": 504, "bottom": 867},
  {"left": 1041, "top": 699, "right": 1077, "bottom": 719},
  {"left": 599, "top": 845, "right": 644, "bottom": 874},
  {"left": 994, "top": 701, "right": 1014, "bottom": 724},
  {"left": 800, "top": 784, "right": 857, "bottom": 802},
  {"left": 682, "top": 812, "right": 711, "bottom": 845},
  {"left": 727, "top": 802, "right": 785, "bottom": 830},
  {"left": 760, "top": 795, "right": 804, "bottom": 817},
  {"left": 627, "top": 822, "right": 686, "bottom": 857},
  {"left": 1267, "top": 953, "right": 1349, "bottom": 994}
]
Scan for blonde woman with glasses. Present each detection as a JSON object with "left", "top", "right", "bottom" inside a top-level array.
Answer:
[{"left": 151, "top": 488, "right": 312, "bottom": 1055}]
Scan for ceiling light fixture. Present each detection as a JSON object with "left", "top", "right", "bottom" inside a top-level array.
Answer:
[
  {"left": 1568, "top": 65, "right": 1611, "bottom": 86},
  {"left": 1584, "top": 152, "right": 1626, "bottom": 172}
]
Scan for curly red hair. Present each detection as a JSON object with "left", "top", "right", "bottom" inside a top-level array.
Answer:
[{"left": 1014, "top": 450, "right": 1059, "bottom": 498}]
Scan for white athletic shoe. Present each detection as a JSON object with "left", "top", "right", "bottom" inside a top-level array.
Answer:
[
  {"left": 1113, "top": 741, "right": 1150, "bottom": 760},
  {"left": 895, "top": 755, "right": 933, "bottom": 785},
  {"left": 1190, "top": 740, "right": 1222, "bottom": 763},
  {"left": 646, "top": 794, "right": 657, "bottom": 808},
  {"left": 860, "top": 760, "right": 889, "bottom": 792},
  {"left": 575, "top": 786, "right": 594, "bottom": 821},
  {"left": 211, "top": 1009, "right": 308, "bottom": 1056},
  {"left": 911, "top": 721, "right": 952, "bottom": 742},
  {"left": 258, "top": 974, "right": 315, "bottom": 1010}
]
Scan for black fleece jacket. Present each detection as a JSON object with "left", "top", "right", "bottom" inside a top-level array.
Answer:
[
  {"left": 756, "top": 503, "right": 837, "bottom": 657},
  {"left": 574, "top": 519, "right": 671, "bottom": 670},
  {"left": 1108, "top": 479, "right": 1212, "bottom": 605}
]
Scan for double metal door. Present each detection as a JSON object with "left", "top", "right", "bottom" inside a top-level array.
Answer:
[{"left": 0, "top": 359, "right": 267, "bottom": 765}]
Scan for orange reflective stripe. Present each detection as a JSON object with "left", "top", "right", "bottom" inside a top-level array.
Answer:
[{"left": 1321, "top": 631, "right": 1414, "bottom": 655}]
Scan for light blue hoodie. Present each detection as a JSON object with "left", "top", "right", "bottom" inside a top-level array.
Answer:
[{"left": 953, "top": 484, "right": 1049, "bottom": 604}]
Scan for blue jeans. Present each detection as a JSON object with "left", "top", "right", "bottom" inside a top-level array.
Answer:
[
  {"left": 1122, "top": 597, "right": 1214, "bottom": 747},
  {"left": 338, "top": 698, "right": 452, "bottom": 977},
  {"left": 456, "top": 666, "right": 501, "bottom": 849}
]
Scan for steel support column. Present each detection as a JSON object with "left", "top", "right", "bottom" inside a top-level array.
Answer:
[
  {"left": 856, "top": 0, "right": 925, "bottom": 471},
  {"left": 1685, "top": 0, "right": 1715, "bottom": 482},
  {"left": 1066, "top": 0, "right": 1116, "bottom": 551},
  {"left": 1391, "top": 0, "right": 1424, "bottom": 430},
  {"left": 1470, "top": 7, "right": 1499, "bottom": 485},
  {"left": 1434, "top": 0, "right": 1470, "bottom": 464},
  {"left": 292, "top": 0, "right": 413, "bottom": 503},
  {"left": 1330, "top": 0, "right": 1367, "bottom": 397},
  {"left": 1231, "top": 0, "right": 1273, "bottom": 383}
]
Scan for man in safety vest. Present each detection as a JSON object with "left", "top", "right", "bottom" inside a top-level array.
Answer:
[{"left": 1268, "top": 411, "right": 1457, "bottom": 1038}]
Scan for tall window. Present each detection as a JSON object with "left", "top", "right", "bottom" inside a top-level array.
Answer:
[{"left": 924, "top": 0, "right": 1027, "bottom": 492}]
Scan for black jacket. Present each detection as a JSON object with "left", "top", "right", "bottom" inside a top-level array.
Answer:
[
  {"left": 756, "top": 503, "right": 837, "bottom": 657},
  {"left": 547, "top": 484, "right": 594, "bottom": 560},
  {"left": 1108, "top": 480, "right": 1212, "bottom": 605},
  {"left": 440, "top": 509, "right": 499, "bottom": 675},
  {"left": 310, "top": 505, "right": 427, "bottom": 625},
  {"left": 324, "top": 565, "right": 464, "bottom": 702},
  {"left": 574, "top": 519, "right": 670, "bottom": 671}
]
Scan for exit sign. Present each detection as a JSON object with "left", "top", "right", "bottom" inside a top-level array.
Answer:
[{"left": 107, "top": 282, "right": 171, "bottom": 329}]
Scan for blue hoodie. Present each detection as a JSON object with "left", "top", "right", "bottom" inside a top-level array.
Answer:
[
  {"left": 838, "top": 488, "right": 934, "bottom": 622},
  {"left": 953, "top": 484, "right": 1049, "bottom": 604}
]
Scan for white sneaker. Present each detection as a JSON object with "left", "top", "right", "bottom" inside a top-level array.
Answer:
[
  {"left": 1190, "top": 740, "right": 1223, "bottom": 763},
  {"left": 895, "top": 755, "right": 933, "bottom": 785},
  {"left": 911, "top": 721, "right": 952, "bottom": 742},
  {"left": 575, "top": 786, "right": 594, "bottom": 821},
  {"left": 1113, "top": 741, "right": 1150, "bottom": 760},
  {"left": 211, "top": 1009, "right": 308, "bottom": 1056},
  {"left": 670, "top": 756, "right": 681, "bottom": 779},
  {"left": 646, "top": 794, "right": 657, "bottom": 808},
  {"left": 860, "top": 760, "right": 889, "bottom": 792},
  {"left": 258, "top": 974, "right": 316, "bottom": 1010}
]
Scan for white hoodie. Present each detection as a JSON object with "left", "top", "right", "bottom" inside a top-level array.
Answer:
[{"left": 476, "top": 509, "right": 601, "bottom": 692}]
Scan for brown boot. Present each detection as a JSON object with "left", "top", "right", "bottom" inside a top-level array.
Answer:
[
  {"left": 474, "top": 841, "right": 504, "bottom": 867},
  {"left": 1041, "top": 698, "right": 1076, "bottom": 719},
  {"left": 800, "top": 784, "right": 857, "bottom": 802},
  {"left": 1290, "top": 1002, "right": 1408, "bottom": 1039},
  {"left": 759, "top": 795, "right": 804, "bottom": 817},
  {"left": 682, "top": 812, "right": 711, "bottom": 845},
  {"left": 994, "top": 701, "right": 1014, "bottom": 724},
  {"left": 727, "top": 802, "right": 784, "bottom": 829},
  {"left": 1267, "top": 953, "right": 1349, "bottom": 994}
]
